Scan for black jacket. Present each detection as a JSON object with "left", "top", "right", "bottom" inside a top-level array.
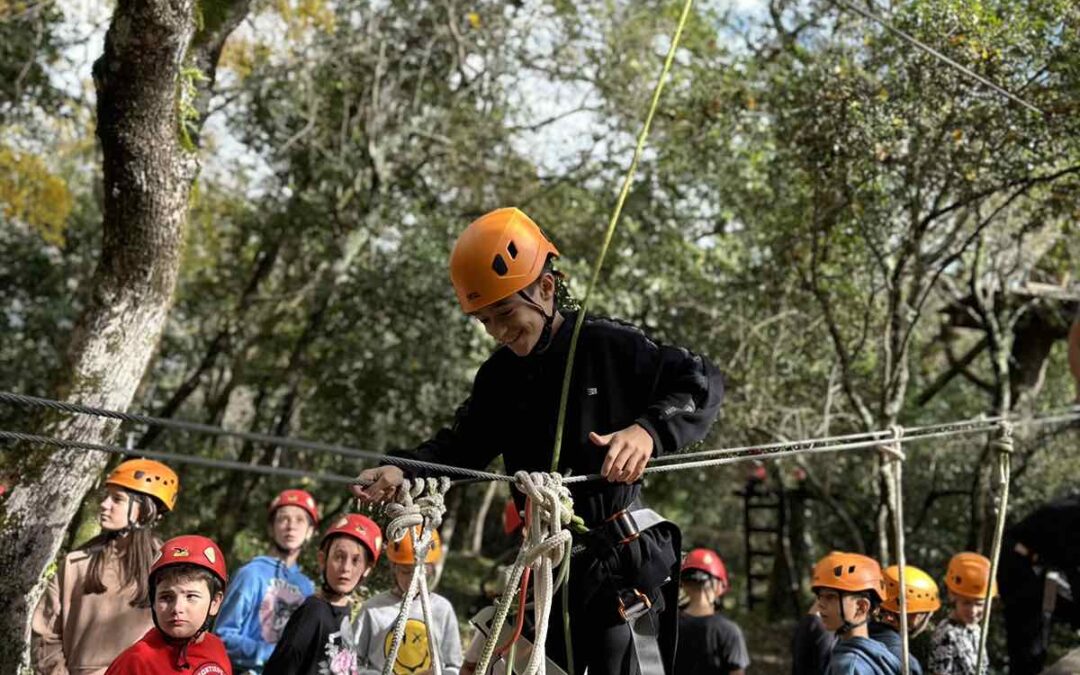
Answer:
[
  {"left": 392, "top": 311, "right": 724, "bottom": 526},
  {"left": 263, "top": 596, "right": 350, "bottom": 675}
]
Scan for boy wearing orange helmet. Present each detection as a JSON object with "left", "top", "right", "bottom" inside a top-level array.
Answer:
[
  {"left": 264, "top": 514, "right": 382, "bottom": 675},
  {"left": 675, "top": 548, "right": 749, "bottom": 675},
  {"left": 928, "top": 552, "right": 995, "bottom": 675},
  {"left": 106, "top": 534, "right": 231, "bottom": 673},
  {"left": 355, "top": 207, "right": 724, "bottom": 675},
  {"left": 351, "top": 528, "right": 463, "bottom": 675},
  {"left": 810, "top": 552, "right": 902, "bottom": 675},
  {"left": 216, "top": 489, "right": 319, "bottom": 673},
  {"left": 32, "top": 458, "right": 179, "bottom": 675},
  {"left": 869, "top": 565, "right": 941, "bottom": 675}
]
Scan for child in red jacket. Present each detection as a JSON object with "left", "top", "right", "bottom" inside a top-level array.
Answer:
[{"left": 106, "top": 535, "right": 232, "bottom": 674}]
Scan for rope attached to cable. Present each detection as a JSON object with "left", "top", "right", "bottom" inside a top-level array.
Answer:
[
  {"left": 381, "top": 477, "right": 451, "bottom": 675},
  {"left": 976, "top": 420, "right": 1014, "bottom": 675},
  {"left": 881, "top": 425, "right": 910, "bottom": 675}
]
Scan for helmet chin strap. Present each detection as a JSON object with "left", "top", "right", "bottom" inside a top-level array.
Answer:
[
  {"left": 515, "top": 289, "right": 557, "bottom": 356},
  {"left": 835, "top": 592, "right": 869, "bottom": 636}
]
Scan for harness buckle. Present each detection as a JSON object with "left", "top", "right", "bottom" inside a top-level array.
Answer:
[
  {"left": 606, "top": 509, "right": 641, "bottom": 545},
  {"left": 617, "top": 588, "right": 652, "bottom": 623}
]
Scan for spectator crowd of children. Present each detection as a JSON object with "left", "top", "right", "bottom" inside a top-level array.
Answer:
[{"left": 28, "top": 208, "right": 1072, "bottom": 675}]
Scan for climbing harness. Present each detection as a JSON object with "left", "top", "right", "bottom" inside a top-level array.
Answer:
[{"left": 381, "top": 477, "right": 451, "bottom": 675}]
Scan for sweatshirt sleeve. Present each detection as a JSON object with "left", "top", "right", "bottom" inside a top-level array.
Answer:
[
  {"left": 213, "top": 566, "right": 265, "bottom": 665},
  {"left": 103, "top": 647, "right": 145, "bottom": 675},
  {"left": 262, "top": 601, "right": 318, "bottom": 675},
  {"left": 625, "top": 332, "right": 724, "bottom": 457},
  {"left": 31, "top": 560, "right": 70, "bottom": 675}
]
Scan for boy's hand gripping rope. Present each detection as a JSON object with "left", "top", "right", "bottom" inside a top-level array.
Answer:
[
  {"left": 976, "top": 421, "right": 1014, "bottom": 675},
  {"left": 881, "top": 425, "right": 910, "bottom": 675},
  {"left": 381, "top": 477, "right": 451, "bottom": 675},
  {"left": 474, "top": 472, "right": 574, "bottom": 675}
]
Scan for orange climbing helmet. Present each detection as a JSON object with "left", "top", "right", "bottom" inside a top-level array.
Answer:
[
  {"left": 449, "top": 207, "right": 560, "bottom": 314},
  {"left": 882, "top": 565, "right": 941, "bottom": 614},
  {"left": 268, "top": 488, "right": 320, "bottom": 525},
  {"left": 945, "top": 552, "right": 998, "bottom": 600},
  {"left": 682, "top": 548, "right": 730, "bottom": 588},
  {"left": 106, "top": 459, "right": 180, "bottom": 512},
  {"left": 386, "top": 526, "right": 443, "bottom": 565},
  {"left": 811, "top": 551, "right": 885, "bottom": 601},
  {"left": 321, "top": 513, "right": 383, "bottom": 564}
]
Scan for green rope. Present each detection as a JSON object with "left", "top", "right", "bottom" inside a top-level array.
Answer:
[
  {"left": 545, "top": 3, "right": 696, "bottom": 673},
  {"left": 549, "top": 0, "right": 697, "bottom": 473}
]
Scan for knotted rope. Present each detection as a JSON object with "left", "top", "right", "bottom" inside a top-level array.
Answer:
[
  {"left": 474, "top": 472, "right": 574, "bottom": 675},
  {"left": 976, "top": 420, "right": 1014, "bottom": 675},
  {"left": 382, "top": 477, "right": 451, "bottom": 675}
]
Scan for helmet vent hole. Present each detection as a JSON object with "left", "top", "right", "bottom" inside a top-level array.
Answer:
[
  {"left": 848, "top": 565, "right": 856, "bottom": 574},
  {"left": 507, "top": 240, "right": 518, "bottom": 259},
  {"left": 833, "top": 565, "right": 843, "bottom": 577},
  {"left": 492, "top": 254, "right": 509, "bottom": 276},
  {"left": 134, "top": 471, "right": 145, "bottom": 479}
]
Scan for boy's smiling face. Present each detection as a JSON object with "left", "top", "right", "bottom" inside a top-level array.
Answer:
[
  {"left": 155, "top": 577, "right": 222, "bottom": 640},
  {"left": 470, "top": 273, "right": 556, "bottom": 357}
]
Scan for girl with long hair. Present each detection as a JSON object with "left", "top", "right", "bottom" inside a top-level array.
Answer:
[{"left": 32, "top": 458, "right": 179, "bottom": 674}]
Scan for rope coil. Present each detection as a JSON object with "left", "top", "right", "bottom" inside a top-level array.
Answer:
[{"left": 474, "top": 472, "right": 575, "bottom": 675}]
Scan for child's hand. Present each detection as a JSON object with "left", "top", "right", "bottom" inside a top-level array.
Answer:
[
  {"left": 591, "top": 424, "right": 654, "bottom": 483},
  {"left": 351, "top": 465, "right": 404, "bottom": 503}
]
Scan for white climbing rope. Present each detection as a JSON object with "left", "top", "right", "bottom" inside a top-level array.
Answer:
[
  {"left": 976, "top": 421, "right": 1014, "bottom": 675},
  {"left": 381, "top": 477, "right": 451, "bottom": 675},
  {"left": 881, "top": 425, "right": 910, "bottom": 675},
  {"left": 474, "top": 472, "right": 574, "bottom": 675}
]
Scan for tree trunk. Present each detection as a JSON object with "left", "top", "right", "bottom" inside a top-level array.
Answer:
[
  {"left": 469, "top": 480, "right": 500, "bottom": 555},
  {"left": 0, "top": 0, "right": 247, "bottom": 667}
]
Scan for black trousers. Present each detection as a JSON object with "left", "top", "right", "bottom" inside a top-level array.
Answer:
[
  {"left": 544, "top": 524, "right": 681, "bottom": 675},
  {"left": 999, "top": 547, "right": 1079, "bottom": 675}
]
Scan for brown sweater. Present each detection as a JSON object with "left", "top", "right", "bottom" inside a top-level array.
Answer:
[{"left": 31, "top": 547, "right": 153, "bottom": 675}]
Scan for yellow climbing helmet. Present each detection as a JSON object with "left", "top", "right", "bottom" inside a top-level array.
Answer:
[{"left": 882, "top": 565, "right": 941, "bottom": 614}]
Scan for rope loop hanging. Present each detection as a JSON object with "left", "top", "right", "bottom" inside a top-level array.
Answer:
[
  {"left": 881, "top": 424, "right": 910, "bottom": 675},
  {"left": 976, "top": 420, "right": 1014, "bottom": 675},
  {"left": 382, "top": 477, "right": 451, "bottom": 675},
  {"left": 474, "top": 471, "right": 575, "bottom": 675}
]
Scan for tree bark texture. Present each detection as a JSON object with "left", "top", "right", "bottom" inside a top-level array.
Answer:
[{"left": 0, "top": 0, "right": 248, "bottom": 668}]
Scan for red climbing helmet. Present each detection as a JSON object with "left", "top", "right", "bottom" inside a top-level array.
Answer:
[
  {"left": 321, "top": 513, "right": 383, "bottom": 564},
  {"left": 151, "top": 534, "right": 228, "bottom": 586},
  {"left": 268, "top": 488, "right": 320, "bottom": 525},
  {"left": 682, "top": 548, "right": 730, "bottom": 588}
]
